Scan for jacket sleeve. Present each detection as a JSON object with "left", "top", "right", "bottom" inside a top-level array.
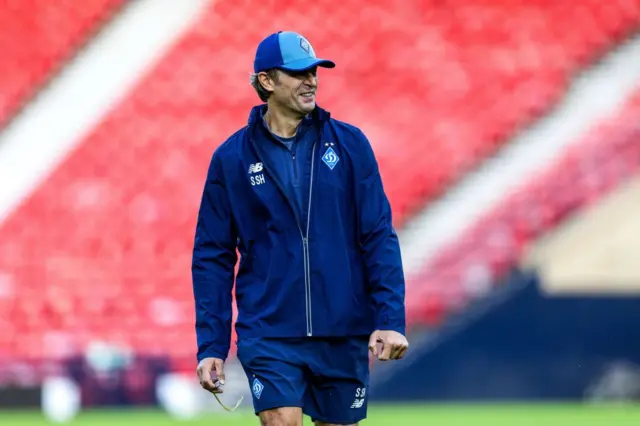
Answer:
[
  {"left": 192, "top": 150, "right": 238, "bottom": 362},
  {"left": 354, "top": 130, "right": 406, "bottom": 335}
]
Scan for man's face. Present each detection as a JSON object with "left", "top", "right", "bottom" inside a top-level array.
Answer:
[{"left": 265, "top": 67, "right": 318, "bottom": 115}]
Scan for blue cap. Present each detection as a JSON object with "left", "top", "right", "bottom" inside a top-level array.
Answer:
[{"left": 254, "top": 31, "right": 336, "bottom": 73}]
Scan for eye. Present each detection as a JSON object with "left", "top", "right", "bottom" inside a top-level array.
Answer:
[{"left": 284, "top": 68, "right": 317, "bottom": 79}]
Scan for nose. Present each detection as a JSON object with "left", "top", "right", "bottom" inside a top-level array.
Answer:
[{"left": 302, "top": 71, "right": 317, "bottom": 86}]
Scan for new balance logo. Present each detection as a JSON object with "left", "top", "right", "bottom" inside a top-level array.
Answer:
[
  {"left": 248, "top": 162, "right": 263, "bottom": 174},
  {"left": 248, "top": 162, "right": 266, "bottom": 186},
  {"left": 350, "top": 387, "right": 366, "bottom": 409},
  {"left": 350, "top": 398, "right": 364, "bottom": 408}
]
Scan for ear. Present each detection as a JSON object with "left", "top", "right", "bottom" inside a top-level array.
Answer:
[{"left": 257, "top": 72, "right": 277, "bottom": 93}]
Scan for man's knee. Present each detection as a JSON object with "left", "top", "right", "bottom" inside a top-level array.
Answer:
[{"left": 258, "top": 407, "right": 303, "bottom": 426}]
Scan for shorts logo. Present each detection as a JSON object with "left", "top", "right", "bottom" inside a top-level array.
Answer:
[
  {"left": 322, "top": 147, "right": 339, "bottom": 170},
  {"left": 351, "top": 387, "right": 366, "bottom": 408},
  {"left": 252, "top": 378, "right": 264, "bottom": 399}
]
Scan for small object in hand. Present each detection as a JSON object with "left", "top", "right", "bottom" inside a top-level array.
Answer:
[{"left": 212, "top": 392, "right": 244, "bottom": 412}]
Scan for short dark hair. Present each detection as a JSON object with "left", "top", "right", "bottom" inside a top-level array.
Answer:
[{"left": 250, "top": 69, "right": 280, "bottom": 102}]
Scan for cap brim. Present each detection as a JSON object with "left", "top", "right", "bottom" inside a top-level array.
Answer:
[{"left": 279, "top": 58, "right": 335, "bottom": 72}]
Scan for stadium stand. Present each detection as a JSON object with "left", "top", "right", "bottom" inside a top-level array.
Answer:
[
  {"left": 0, "top": 0, "right": 640, "bottom": 365},
  {"left": 526, "top": 175, "right": 640, "bottom": 292},
  {"left": 407, "top": 89, "right": 640, "bottom": 326},
  {"left": 0, "top": 0, "right": 125, "bottom": 127}
]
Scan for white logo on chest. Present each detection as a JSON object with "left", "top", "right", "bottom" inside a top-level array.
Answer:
[
  {"left": 248, "top": 162, "right": 263, "bottom": 174},
  {"left": 248, "top": 162, "right": 266, "bottom": 186}
]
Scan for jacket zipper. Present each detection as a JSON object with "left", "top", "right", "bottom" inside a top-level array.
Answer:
[
  {"left": 291, "top": 152, "right": 298, "bottom": 181},
  {"left": 249, "top": 133, "right": 317, "bottom": 337},
  {"left": 301, "top": 142, "right": 316, "bottom": 336}
]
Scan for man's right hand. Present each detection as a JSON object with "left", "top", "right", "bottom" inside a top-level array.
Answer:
[{"left": 197, "top": 357, "right": 225, "bottom": 393}]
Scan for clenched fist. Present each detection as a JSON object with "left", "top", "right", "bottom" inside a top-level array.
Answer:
[
  {"left": 197, "top": 357, "right": 225, "bottom": 393},
  {"left": 368, "top": 330, "right": 409, "bottom": 361}
]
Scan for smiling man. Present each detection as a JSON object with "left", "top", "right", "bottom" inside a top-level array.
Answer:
[{"left": 192, "top": 31, "right": 408, "bottom": 426}]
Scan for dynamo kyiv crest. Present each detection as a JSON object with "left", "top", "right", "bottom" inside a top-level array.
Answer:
[
  {"left": 252, "top": 378, "right": 264, "bottom": 399},
  {"left": 322, "top": 147, "right": 339, "bottom": 170}
]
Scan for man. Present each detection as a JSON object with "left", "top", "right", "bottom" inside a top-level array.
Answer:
[{"left": 192, "top": 30, "right": 408, "bottom": 426}]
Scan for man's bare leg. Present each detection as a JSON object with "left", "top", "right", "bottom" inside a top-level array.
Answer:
[{"left": 258, "top": 407, "right": 303, "bottom": 426}]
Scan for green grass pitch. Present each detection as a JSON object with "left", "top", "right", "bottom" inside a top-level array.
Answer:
[{"left": 4, "top": 404, "right": 640, "bottom": 425}]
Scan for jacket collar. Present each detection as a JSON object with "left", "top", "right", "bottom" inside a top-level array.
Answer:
[{"left": 247, "top": 104, "right": 330, "bottom": 131}]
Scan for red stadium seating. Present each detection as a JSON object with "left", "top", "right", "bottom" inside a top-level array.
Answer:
[
  {"left": 0, "top": 0, "right": 639, "bottom": 363},
  {"left": 0, "top": 0, "right": 124, "bottom": 127},
  {"left": 406, "top": 89, "right": 640, "bottom": 327}
]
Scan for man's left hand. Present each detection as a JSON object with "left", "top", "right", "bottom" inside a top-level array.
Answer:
[{"left": 368, "top": 330, "right": 409, "bottom": 361}]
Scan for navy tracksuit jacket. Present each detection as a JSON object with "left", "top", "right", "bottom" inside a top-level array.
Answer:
[{"left": 192, "top": 104, "right": 406, "bottom": 362}]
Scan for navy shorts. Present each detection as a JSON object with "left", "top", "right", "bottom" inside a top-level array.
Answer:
[{"left": 236, "top": 336, "right": 370, "bottom": 424}]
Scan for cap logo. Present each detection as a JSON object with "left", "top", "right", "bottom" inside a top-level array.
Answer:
[{"left": 299, "top": 37, "right": 310, "bottom": 53}]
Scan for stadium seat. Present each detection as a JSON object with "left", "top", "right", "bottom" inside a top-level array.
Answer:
[
  {"left": 0, "top": 0, "right": 125, "bottom": 127},
  {"left": 406, "top": 90, "right": 640, "bottom": 326}
]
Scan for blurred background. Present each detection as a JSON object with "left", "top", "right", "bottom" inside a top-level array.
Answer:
[{"left": 1, "top": 0, "right": 640, "bottom": 424}]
